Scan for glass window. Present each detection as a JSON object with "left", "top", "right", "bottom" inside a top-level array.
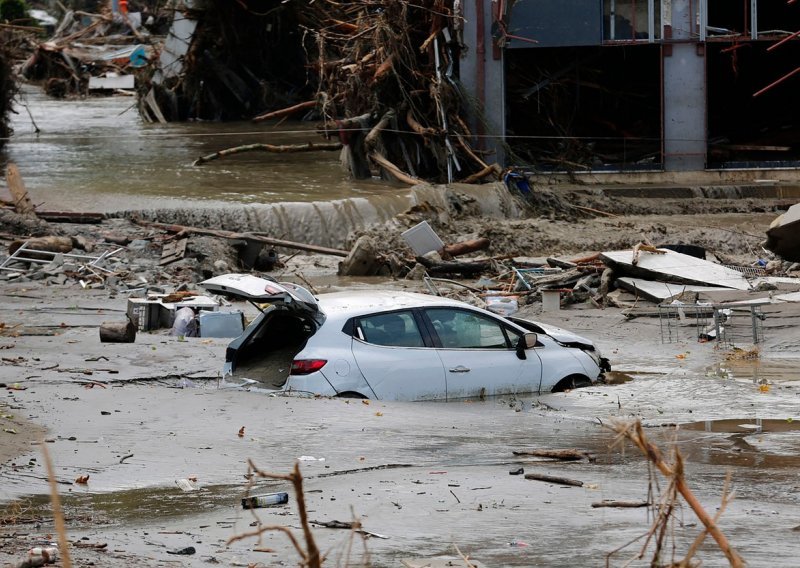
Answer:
[
  {"left": 426, "top": 308, "right": 512, "bottom": 349},
  {"left": 358, "top": 311, "right": 425, "bottom": 348}
]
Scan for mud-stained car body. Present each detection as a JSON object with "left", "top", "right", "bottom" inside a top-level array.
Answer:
[{"left": 202, "top": 274, "right": 610, "bottom": 401}]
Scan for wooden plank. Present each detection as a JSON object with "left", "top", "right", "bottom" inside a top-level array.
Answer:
[
  {"left": 5, "top": 163, "right": 36, "bottom": 216},
  {"left": 160, "top": 237, "right": 188, "bottom": 266},
  {"left": 136, "top": 220, "right": 349, "bottom": 257}
]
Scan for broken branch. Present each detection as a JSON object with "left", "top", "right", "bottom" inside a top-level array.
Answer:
[{"left": 193, "top": 142, "right": 343, "bottom": 166}]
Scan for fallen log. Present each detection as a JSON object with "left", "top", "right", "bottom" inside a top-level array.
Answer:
[
  {"left": 133, "top": 220, "right": 349, "bottom": 257},
  {"left": 193, "top": 142, "right": 343, "bottom": 166},
  {"left": 252, "top": 100, "right": 317, "bottom": 123},
  {"left": 369, "top": 152, "right": 422, "bottom": 185},
  {"left": 6, "top": 163, "right": 36, "bottom": 216},
  {"left": 512, "top": 449, "right": 588, "bottom": 461},
  {"left": 3, "top": 209, "right": 105, "bottom": 224},
  {"left": 99, "top": 320, "right": 136, "bottom": 343},
  {"left": 591, "top": 500, "right": 650, "bottom": 508},
  {"left": 416, "top": 255, "right": 492, "bottom": 276},
  {"left": 459, "top": 163, "right": 501, "bottom": 184},
  {"left": 523, "top": 472, "right": 584, "bottom": 487},
  {"left": 9, "top": 236, "right": 74, "bottom": 257},
  {"left": 443, "top": 238, "right": 491, "bottom": 258}
]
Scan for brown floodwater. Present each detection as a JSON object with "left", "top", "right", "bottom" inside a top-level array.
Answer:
[{"left": 3, "top": 88, "right": 392, "bottom": 211}]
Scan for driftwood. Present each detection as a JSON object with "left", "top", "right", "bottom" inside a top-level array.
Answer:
[
  {"left": 133, "top": 220, "right": 348, "bottom": 257},
  {"left": 193, "top": 142, "right": 343, "bottom": 166},
  {"left": 252, "top": 100, "right": 317, "bottom": 123},
  {"left": 523, "top": 472, "right": 584, "bottom": 487},
  {"left": 591, "top": 500, "right": 650, "bottom": 508},
  {"left": 443, "top": 238, "right": 490, "bottom": 258},
  {"left": 415, "top": 256, "right": 492, "bottom": 276},
  {"left": 9, "top": 236, "right": 73, "bottom": 257},
  {"left": 99, "top": 319, "right": 136, "bottom": 343},
  {"left": 6, "top": 163, "right": 35, "bottom": 216},
  {"left": 1, "top": 206, "right": 105, "bottom": 224},
  {"left": 32, "top": 211, "right": 105, "bottom": 224},
  {"left": 512, "top": 449, "right": 589, "bottom": 461}
]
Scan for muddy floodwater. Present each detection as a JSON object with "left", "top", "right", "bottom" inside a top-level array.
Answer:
[
  {"left": 2, "top": 92, "right": 800, "bottom": 566},
  {"left": 2, "top": 287, "right": 800, "bottom": 567},
  {"left": 4, "top": 88, "right": 391, "bottom": 211}
]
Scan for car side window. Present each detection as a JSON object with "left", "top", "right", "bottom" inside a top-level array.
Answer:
[
  {"left": 427, "top": 308, "right": 511, "bottom": 349},
  {"left": 358, "top": 311, "right": 425, "bottom": 348}
]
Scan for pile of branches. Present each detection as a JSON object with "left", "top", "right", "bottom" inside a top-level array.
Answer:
[
  {"left": 149, "top": 0, "right": 498, "bottom": 185},
  {"left": 301, "top": 0, "right": 493, "bottom": 184},
  {"left": 0, "top": 35, "right": 15, "bottom": 148}
]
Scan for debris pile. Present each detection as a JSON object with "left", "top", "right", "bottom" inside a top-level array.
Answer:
[
  {"left": 144, "top": 0, "right": 494, "bottom": 185},
  {"left": 15, "top": 2, "right": 158, "bottom": 98}
]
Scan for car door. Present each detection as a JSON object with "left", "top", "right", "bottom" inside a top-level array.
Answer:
[
  {"left": 423, "top": 307, "right": 543, "bottom": 399},
  {"left": 350, "top": 310, "right": 447, "bottom": 401}
]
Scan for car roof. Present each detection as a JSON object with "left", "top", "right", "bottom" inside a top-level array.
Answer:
[{"left": 316, "top": 290, "right": 469, "bottom": 320}]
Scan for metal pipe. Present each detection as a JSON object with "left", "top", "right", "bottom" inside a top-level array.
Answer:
[
  {"left": 753, "top": 66, "right": 800, "bottom": 97},
  {"left": 768, "top": 29, "right": 800, "bottom": 51}
]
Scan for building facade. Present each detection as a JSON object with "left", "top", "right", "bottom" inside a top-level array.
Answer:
[{"left": 461, "top": 0, "right": 799, "bottom": 174}]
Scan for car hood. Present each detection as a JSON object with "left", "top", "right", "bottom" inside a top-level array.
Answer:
[
  {"left": 508, "top": 317, "right": 597, "bottom": 350},
  {"left": 201, "top": 274, "right": 319, "bottom": 317}
]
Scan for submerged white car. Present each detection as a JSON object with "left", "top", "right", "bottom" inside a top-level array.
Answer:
[{"left": 202, "top": 274, "right": 610, "bottom": 401}]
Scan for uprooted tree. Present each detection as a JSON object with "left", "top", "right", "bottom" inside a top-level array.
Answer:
[{"left": 142, "top": 0, "right": 499, "bottom": 185}]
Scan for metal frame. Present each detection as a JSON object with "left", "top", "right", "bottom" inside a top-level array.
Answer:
[{"left": 0, "top": 240, "right": 123, "bottom": 274}]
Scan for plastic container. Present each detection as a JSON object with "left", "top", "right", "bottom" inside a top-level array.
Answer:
[
  {"left": 198, "top": 311, "right": 244, "bottom": 338},
  {"left": 242, "top": 491, "right": 289, "bottom": 509},
  {"left": 541, "top": 289, "right": 561, "bottom": 312},
  {"left": 400, "top": 221, "right": 444, "bottom": 256}
]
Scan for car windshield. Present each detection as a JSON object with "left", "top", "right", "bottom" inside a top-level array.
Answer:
[{"left": 358, "top": 311, "right": 425, "bottom": 347}]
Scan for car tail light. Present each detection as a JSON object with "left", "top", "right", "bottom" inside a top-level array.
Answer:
[{"left": 290, "top": 359, "right": 327, "bottom": 375}]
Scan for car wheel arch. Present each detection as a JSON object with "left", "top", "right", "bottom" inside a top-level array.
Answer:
[
  {"left": 335, "top": 390, "right": 369, "bottom": 399},
  {"left": 551, "top": 374, "right": 592, "bottom": 393}
]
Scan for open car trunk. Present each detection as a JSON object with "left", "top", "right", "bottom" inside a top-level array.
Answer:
[
  {"left": 225, "top": 307, "right": 316, "bottom": 389},
  {"left": 200, "top": 274, "right": 321, "bottom": 389}
]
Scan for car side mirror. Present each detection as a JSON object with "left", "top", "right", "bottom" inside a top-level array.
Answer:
[{"left": 516, "top": 332, "right": 538, "bottom": 360}]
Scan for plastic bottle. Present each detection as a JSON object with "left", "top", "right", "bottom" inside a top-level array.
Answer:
[{"left": 241, "top": 492, "right": 289, "bottom": 509}]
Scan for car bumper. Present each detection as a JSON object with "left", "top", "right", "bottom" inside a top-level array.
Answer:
[{"left": 283, "top": 372, "right": 338, "bottom": 397}]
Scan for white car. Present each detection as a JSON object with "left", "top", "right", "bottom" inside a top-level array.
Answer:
[{"left": 201, "top": 274, "right": 610, "bottom": 401}]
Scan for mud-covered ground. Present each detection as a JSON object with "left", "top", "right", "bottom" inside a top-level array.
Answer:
[{"left": 2, "top": 187, "right": 800, "bottom": 567}]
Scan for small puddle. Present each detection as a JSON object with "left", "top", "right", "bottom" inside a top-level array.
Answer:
[
  {"left": 708, "top": 359, "right": 800, "bottom": 384},
  {"left": 680, "top": 418, "right": 800, "bottom": 434}
]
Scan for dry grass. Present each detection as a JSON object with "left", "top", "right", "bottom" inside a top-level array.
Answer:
[
  {"left": 724, "top": 346, "right": 760, "bottom": 361},
  {"left": 606, "top": 420, "right": 743, "bottom": 568}
]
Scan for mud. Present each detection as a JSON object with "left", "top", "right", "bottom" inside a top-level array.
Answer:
[{"left": 2, "top": 240, "right": 800, "bottom": 566}]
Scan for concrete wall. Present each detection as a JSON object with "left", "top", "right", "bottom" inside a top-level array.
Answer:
[
  {"left": 663, "top": 0, "right": 707, "bottom": 171},
  {"left": 460, "top": 0, "right": 506, "bottom": 165}
]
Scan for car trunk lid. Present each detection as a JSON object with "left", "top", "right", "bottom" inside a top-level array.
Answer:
[{"left": 201, "top": 274, "right": 320, "bottom": 319}]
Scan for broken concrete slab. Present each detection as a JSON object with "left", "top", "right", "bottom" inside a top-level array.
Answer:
[
  {"left": 601, "top": 249, "right": 752, "bottom": 290},
  {"left": 616, "top": 277, "right": 733, "bottom": 303},
  {"left": 765, "top": 203, "right": 800, "bottom": 262}
]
